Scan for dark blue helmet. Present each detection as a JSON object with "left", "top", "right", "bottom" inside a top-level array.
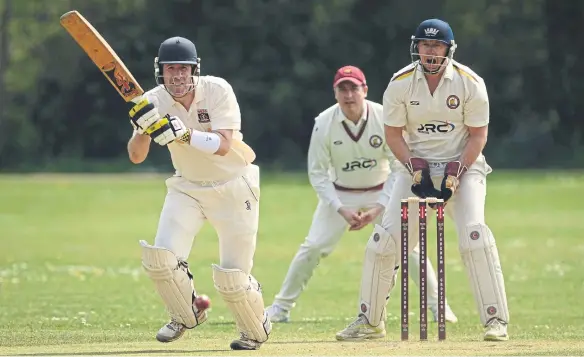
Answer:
[
  {"left": 410, "top": 19, "right": 457, "bottom": 74},
  {"left": 412, "top": 19, "right": 455, "bottom": 46},
  {"left": 154, "top": 37, "right": 201, "bottom": 87}
]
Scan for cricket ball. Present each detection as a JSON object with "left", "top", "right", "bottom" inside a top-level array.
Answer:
[{"left": 194, "top": 294, "right": 211, "bottom": 310}]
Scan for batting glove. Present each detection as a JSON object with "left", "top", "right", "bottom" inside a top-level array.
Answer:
[
  {"left": 129, "top": 98, "right": 160, "bottom": 135},
  {"left": 146, "top": 115, "right": 191, "bottom": 146}
]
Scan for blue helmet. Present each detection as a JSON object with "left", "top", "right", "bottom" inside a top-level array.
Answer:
[{"left": 410, "top": 19, "right": 457, "bottom": 74}]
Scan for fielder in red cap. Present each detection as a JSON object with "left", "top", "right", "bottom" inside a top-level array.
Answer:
[{"left": 265, "top": 65, "right": 457, "bottom": 332}]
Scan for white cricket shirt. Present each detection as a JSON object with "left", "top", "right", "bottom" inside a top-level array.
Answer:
[
  {"left": 143, "top": 76, "right": 255, "bottom": 182},
  {"left": 383, "top": 60, "right": 489, "bottom": 168},
  {"left": 308, "top": 100, "right": 395, "bottom": 211}
]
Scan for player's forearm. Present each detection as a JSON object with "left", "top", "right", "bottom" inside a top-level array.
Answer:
[
  {"left": 184, "top": 129, "right": 231, "bottom": 156},
  {"left": 459, "top": 132, "right": 487, "bottom": 167},
  {"left": 128, "top": 133, "right": 151, "bottom": 164},
  {"left": 212, "top": 130, "right": 232, "bottom": 156},
  {"left": 384, "top": 126, "right": 411, "bottom": 165},
  {"left": 309, "top": 174, "right": 343, "bottom": 212}
]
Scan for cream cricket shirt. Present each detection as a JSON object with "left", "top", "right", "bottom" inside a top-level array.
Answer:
[
  {"left": 144, "top": 76, "right": 255, "bottom": 182},
  {"left": 383, "top": 60, "right": 489, "bottom": 168},
  {"left": 308, "top": 100, "right": 395, "bottom": 211}
]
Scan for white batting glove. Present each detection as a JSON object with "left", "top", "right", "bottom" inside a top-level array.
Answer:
[
  {"left": 128, "top": 98, "right": 160, "bottom": 135},
  {"left": 146, "top": 115, "right": 191, "bottom": 146}
]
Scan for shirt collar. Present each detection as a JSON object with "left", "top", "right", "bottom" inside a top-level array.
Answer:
[
  {"left": 416, "top": 60, "right": 454, "bottom": 80},
  {"left": 169, "top": 82, "right": 204, "bottom": 109},
  {"left": 194, "top": 80, "right": 205, "bottom": 103},
  {"left": 337, "top": 101, "right": 369, "bottom": 125}
]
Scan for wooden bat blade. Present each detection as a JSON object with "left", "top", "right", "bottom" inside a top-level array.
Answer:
[{"left": 60, "top": 10, "right": 144, "bottom": 102}]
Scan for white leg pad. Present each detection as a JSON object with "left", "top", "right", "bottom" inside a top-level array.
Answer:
[
  {"left": 459, "top": 224, "right": 509, "bottom": 325},
  {"left": 212, "top": 264, "right": 271, "bottom": 342},
  {"left": 140, "top": 240, "right": 200, "bottom": 328},
  {"left": 359, "top": 224, "right": 398, "bottom": 327}
]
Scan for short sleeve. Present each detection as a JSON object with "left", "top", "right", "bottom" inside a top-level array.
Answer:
[
  {"left": 463, "top": 78, "right": 489, "bottom": 127},
  {"left": 383, "top": 81, "right": 407, "bottom": 127},
  {"left": 210, "top": 81, "right": 241, "bottom": 131}
]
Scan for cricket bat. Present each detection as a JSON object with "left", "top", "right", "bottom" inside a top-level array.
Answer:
[{"left": 60, "top": 10, "right": 143, "bottom": 103}]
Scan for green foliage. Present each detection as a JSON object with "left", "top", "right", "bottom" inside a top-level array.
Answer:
[{"left": 0, "top": 0, "right": 583, "bottom": 171}]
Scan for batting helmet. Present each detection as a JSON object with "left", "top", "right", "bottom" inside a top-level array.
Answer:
[{"left": 154, "top": 37, "right": 201, "bottom": 86}]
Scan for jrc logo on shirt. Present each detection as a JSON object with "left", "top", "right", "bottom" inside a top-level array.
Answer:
[
  {"left": 417, "top": 120, "right": 455, "bottom": 134},
  {"left": 342, "top": 158, "right": 377, "bottom": 172}
]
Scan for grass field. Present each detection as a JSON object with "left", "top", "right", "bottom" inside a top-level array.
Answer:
[{"left": 1, "top": 171, "right": 583, "bottom": 356}]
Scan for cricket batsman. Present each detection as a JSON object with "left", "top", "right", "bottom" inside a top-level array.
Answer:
[
  {"left": 266, "top": 66, "right": 457, "bottom": 332},
  {"left": 336, "top": 19, "right": 510, "bottom": 341},
  {"left": 126, "top": 37, "right": 271, "bottom": 350}
]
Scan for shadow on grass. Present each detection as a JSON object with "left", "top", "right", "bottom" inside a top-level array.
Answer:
[{"left": 14, "top": 349, "right": 229, "bottom": 356}]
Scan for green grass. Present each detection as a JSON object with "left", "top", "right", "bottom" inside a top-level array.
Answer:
[{"left": 1, "top": 171, "right": 583, "bottom": 356}]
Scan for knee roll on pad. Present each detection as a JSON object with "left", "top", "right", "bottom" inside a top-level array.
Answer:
[
  {"left": 459, "top": 223, "right": 509, "bottom": 325},
  {"left": 140, "top": 240, "right": 201, "bottom": 328},
  {"left": 212, "top": 264, "right": 271, "bottom": 342},
  {"left": 359, "top": 224, "right": 398, "bottom": 326}
]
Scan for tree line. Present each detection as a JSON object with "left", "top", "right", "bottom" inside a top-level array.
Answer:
[{"left": 0, "top": 0, "right": 582, "bottom": 172}]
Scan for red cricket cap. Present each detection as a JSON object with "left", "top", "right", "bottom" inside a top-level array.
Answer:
[{"left": 333, "top": 65, "right": 367, "bottom": 87}]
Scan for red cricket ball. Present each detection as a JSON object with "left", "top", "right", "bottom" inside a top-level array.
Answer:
[{"left": 194, "top": 294, "right": 211, "bottom": 310}]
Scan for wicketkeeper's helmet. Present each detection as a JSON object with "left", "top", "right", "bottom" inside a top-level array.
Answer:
[{"left": 410, "top": 19, "right": 457, "bottom": 74}]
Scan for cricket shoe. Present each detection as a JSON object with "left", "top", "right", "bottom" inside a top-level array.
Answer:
[
  {"left": 156, "top": 310, "right": 208, "bottom": 343},
  {"left": 483, "top": 317, "right": 509, "bottom": 341},
  {"left": 266, "top": 304, "right": 290, "bottom": 323},
  {"left": 335, "top": 314, "right": 386, "bottom": 341},
  {"left": 230, "top": 312, "right": 272, "bottom": 350},
  {"left": 230, "top": 334, "right": 264, "bottom": 350},
  {"left": 429, "top": 303, "right": 458, "bottom": 323}
]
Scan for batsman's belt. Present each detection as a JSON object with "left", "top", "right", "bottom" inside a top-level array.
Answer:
[{"left": 333, "top": 182, "right": 384, "bottom": 193}]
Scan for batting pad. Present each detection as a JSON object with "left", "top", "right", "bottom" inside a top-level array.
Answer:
[
  {"left": 359, "top": 224, "right": 398, "bottom": 327},
  {"left": 459, "top": 224, "right": 509, "bottom": 325},
  {"left": 212, "top": 264, "right": 271, "bottom": 342},
  {"left": 140, "top": 240, "right": 201, "bottom": 328}
]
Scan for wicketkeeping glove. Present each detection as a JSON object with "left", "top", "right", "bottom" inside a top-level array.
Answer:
[
  {"left": 145, "top": 114, "right": 191, "bottom": 146},
  {"left": 405, "top": 157, "right": 442, "bottom": 199},
  {"left": 440, "top": 161, "right": 468, "bottom": 202},
  {"left": 129, "top": 98, "right": 160, "bottom": 134}
]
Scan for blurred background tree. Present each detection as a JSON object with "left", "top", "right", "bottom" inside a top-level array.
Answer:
[{"left": 0, "top": 0, "right": 582, "bottom": 172}]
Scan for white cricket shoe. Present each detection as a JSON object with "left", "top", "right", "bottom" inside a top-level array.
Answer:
[
  {"left": 230, "top": 312, "right": 272, "bottom": 350},
  {"left": 484, "top": 318, "right": 509, "bottom": 341},
  {"left": 429, "top": 304, "right": 458, "bottom": 323},
  {"left": 230, "top": 334, "right": 264, "bottom": 350},
  {"left": 156, "top": 310, "right": 208, "bottom": 343},
  {"left": 156, "top": 320, "right": 187, "bottom": 343},
  {"left": 335, "top": 314, "right": 386, "bottom": 341},
  {"left": 266, "top": 304, "right": 290, "bottom": 323}
]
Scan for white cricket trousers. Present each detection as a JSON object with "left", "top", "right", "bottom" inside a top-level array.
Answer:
[{"left": 153, "top": 164, "right": 260, "bottom": 274}]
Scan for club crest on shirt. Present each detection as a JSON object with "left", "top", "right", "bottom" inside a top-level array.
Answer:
[
  {"left": 446, "top": 95, "right": 460, "bottom": 109},
  {"left": 369, "top": 135, "right": 383, "bottom": 148},
  {"left": 197, "top": 109, "right": 210, "bottom": 123}
]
